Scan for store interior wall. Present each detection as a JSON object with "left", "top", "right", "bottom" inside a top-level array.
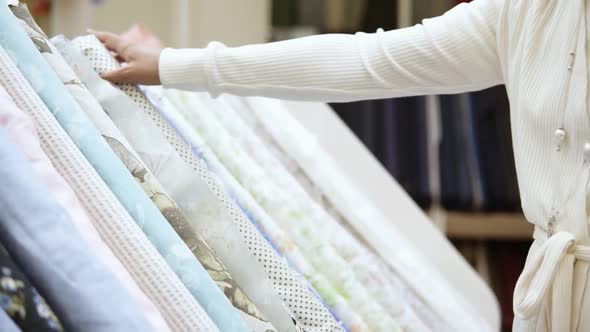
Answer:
[{"left": 47, "top": 0, "right": 269, "bottom": 48}]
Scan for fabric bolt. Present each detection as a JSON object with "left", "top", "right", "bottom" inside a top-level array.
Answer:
[
  {"left": 54, "top": 36, "right": 271, "bottom": 332},
  {"left": 0, "top": 5, "right": 219, "bottom": 331},
  {"left": 213, "top": 95, "right": 435, "bottom": 332},
  {"left": 246, "top": 97, "right": 489, "bottom": 332},
  {"left": 71, "top": 35, "right": 297, "bottom": 332},
  {"left": 0, "top": 309, "right": 21, "bottom": 332},
  {"left": 0, "top": 242, "right": 63, "bottom": 332},
  {"left": 0, "top": 46, "right": 211, "bottom": 332},
  {"left": 8, "top": 7, "right": 171, "bottom": 332},
  {"left": 163, "top": 90, "right": 399, "bottom": 332},
  {"left": 0, "top": 124, "right": 153, "bottom": 331},
  {"left": 146, "top": 87, "right": 348, "bottom": 332}
]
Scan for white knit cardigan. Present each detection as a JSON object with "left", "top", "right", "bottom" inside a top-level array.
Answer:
[{"left": 160, "top": 0, "right": 590, "bottom": 331}]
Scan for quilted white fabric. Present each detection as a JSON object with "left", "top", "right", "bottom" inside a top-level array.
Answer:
[{"left": 0, "top": 47, "right": 218, "bottom": 332}]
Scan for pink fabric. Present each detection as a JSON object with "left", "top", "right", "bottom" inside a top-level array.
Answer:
[{"left": 0, "top": 84, "right": 171, "bottom": 332}]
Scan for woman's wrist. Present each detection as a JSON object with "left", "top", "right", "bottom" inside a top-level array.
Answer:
[{"left": 159, "top": 46, "right": 217, "bottom": 91}]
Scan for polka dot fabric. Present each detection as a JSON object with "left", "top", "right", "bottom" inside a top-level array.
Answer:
[
  {"left": 73, "top": 35, "right": 345, "bottom": 332},
  {"left": 0, "top": 48, "right": 218, "bottom": 332}
]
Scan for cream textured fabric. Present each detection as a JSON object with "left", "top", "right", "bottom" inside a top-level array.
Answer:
[
  {"left": 158, "top": 0, "right": 590, "bottom": 330},
  {"left": 0, "top": 47, "right": 217, "bottom": 332},
  {"left": 73, "top": 35, "right": 345, "bottom": 332}
]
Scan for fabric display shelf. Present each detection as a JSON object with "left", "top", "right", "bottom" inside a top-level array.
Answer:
[{"left": 0, "top": 1, "right": 497, "bottom": 331}]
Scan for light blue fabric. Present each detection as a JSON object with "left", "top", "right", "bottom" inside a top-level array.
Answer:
[
  {"left": 0, "top": 4, "right": 242, "bottom": 331},
  {"left": 0, "top": 309, "right": 21, "bottom": 332},
  {"left": 0, "top": 127, "right": 152, "bottom": 332}
]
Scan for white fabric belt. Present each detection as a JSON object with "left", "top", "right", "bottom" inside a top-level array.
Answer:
[{"left": 513, "top": 228, "right": 590, "bottom": 330}]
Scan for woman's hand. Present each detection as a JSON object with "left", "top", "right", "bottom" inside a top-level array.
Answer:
[{"left": 91, "top": 24, "right": 163, "bottom": 85}]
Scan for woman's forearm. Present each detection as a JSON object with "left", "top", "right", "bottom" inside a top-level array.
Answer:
[{"left": 160, "top": 0, "right": 504, "bottom": 102}]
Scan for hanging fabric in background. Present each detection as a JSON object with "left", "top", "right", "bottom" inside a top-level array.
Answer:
[
  {"left": 439, "top": 86, "right": 519, "bottom": 211},
  {"left": 468, "top": 86, "right": 520, "bottom": 211},
  {"left": 438, "top": 94, "right": 477, "bottom": 210},
  {"left": 332, "top": 98, "right": 432, "bottom": 208}
]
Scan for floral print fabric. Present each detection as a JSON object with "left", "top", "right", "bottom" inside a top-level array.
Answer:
[{"left": 0, "top": 243, "right": 63, "bottom": 332}]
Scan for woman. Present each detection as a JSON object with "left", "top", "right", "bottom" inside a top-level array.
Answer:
[{"left": 94, "top": 0, "right": 590, "bottom": 331}]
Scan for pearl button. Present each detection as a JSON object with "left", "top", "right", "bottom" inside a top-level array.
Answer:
[
  {"left": 553, "top": 128, "right": 567, "bottom": 151},
  {"left": 584, "top": 142, "right": 590, "bottom": 163}
]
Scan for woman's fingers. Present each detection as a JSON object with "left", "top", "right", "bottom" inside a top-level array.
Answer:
[
  {"left": 100, "top": 66, "right": 132, "bottom": 83},
  {"left": 90, "top": 30, "right": 133, "bottom": 59}
]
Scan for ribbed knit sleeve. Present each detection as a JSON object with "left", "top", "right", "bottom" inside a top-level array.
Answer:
[{"left": 160, "top": 0, "right": 504, "bottom": 102}]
